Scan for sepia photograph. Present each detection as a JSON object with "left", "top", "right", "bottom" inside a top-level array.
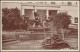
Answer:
[{"left": 1, "top": 1, "right": 79, "bottom": 51}]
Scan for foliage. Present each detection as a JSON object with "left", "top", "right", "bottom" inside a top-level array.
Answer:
[
  {"left": 2, "top": 8, "right": 23, "bottom": 30},
  {"left": 52, "top": 12, "right": 71, "bottom": 40},
  {"left": 53, "top": 12, "right": 71, "bottom": 29}
]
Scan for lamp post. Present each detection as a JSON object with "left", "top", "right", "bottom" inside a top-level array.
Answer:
[{"left": 43, "top": 17, "right": 47, "bottom": 40}]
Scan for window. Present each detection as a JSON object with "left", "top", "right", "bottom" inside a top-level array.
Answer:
[
  {"left": 68, "top": 2, "right": 72, "bottom": 5},
  {"left": 76, "top": 2, "right": 77, "bottom": 5},
  {"left": 74, "top": 17, "right": 78, "bottom": 23},
  {"left": 62, "top": 2, "right": 64, "bottom": 4},
  {"left": 51, "top": 2, "right": 55, "bottom": 4},
  {"left": 49, "top": 10, "right": 57, "bottom": 17}
]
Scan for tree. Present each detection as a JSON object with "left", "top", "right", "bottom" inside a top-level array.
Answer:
[
  {"left": 2, "top": 8, "right": 11, "bottom": 30},
  {"left": 53, "top": 12, "right": 71, "bottom": 40},
  {"left": 2, "top": 7, "right": 23, "bottom": 30}
]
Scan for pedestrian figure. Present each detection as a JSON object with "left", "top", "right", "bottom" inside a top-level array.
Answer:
[
  {"left": 35, "top": 17, "right": 39, "bottom": 28},
  {"left": 23, "top": 15, "right": 29, "bottom": 30},
  {"left": 43, "top": 16, "right": 47, "bottom": 28},
  {"left": 34, "top": 11, "right": 41, "bottom": 28}
]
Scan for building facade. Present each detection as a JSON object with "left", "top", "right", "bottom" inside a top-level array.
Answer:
[{"left": 2, "top": 1, "right": 79, "bottom": 29}]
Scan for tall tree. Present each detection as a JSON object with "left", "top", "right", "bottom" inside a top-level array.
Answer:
[
  {"left": 53, "top": 12, "right": 71, "bottom": 40},
  {"left": 2, "top": 7, "right": 22, "bottom": 30}
]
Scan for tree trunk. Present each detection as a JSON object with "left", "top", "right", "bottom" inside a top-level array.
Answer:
[
  {"left": 61, "top": 27, "right": 64, "bottom": 40},
  {"left": 44, "top": 28, "right": 46, "bottom": 40}
]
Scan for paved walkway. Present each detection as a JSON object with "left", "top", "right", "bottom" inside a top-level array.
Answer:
[
  {"left": 2, "top": 38, "right": 78, "bottom": 50},
  {"left": 2, "top": 40, "right": 43, "bottom": 50}
]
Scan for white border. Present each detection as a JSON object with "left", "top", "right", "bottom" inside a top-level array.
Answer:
[{"left": 1, "top": 1, "right": 79, "bottom": 51}]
